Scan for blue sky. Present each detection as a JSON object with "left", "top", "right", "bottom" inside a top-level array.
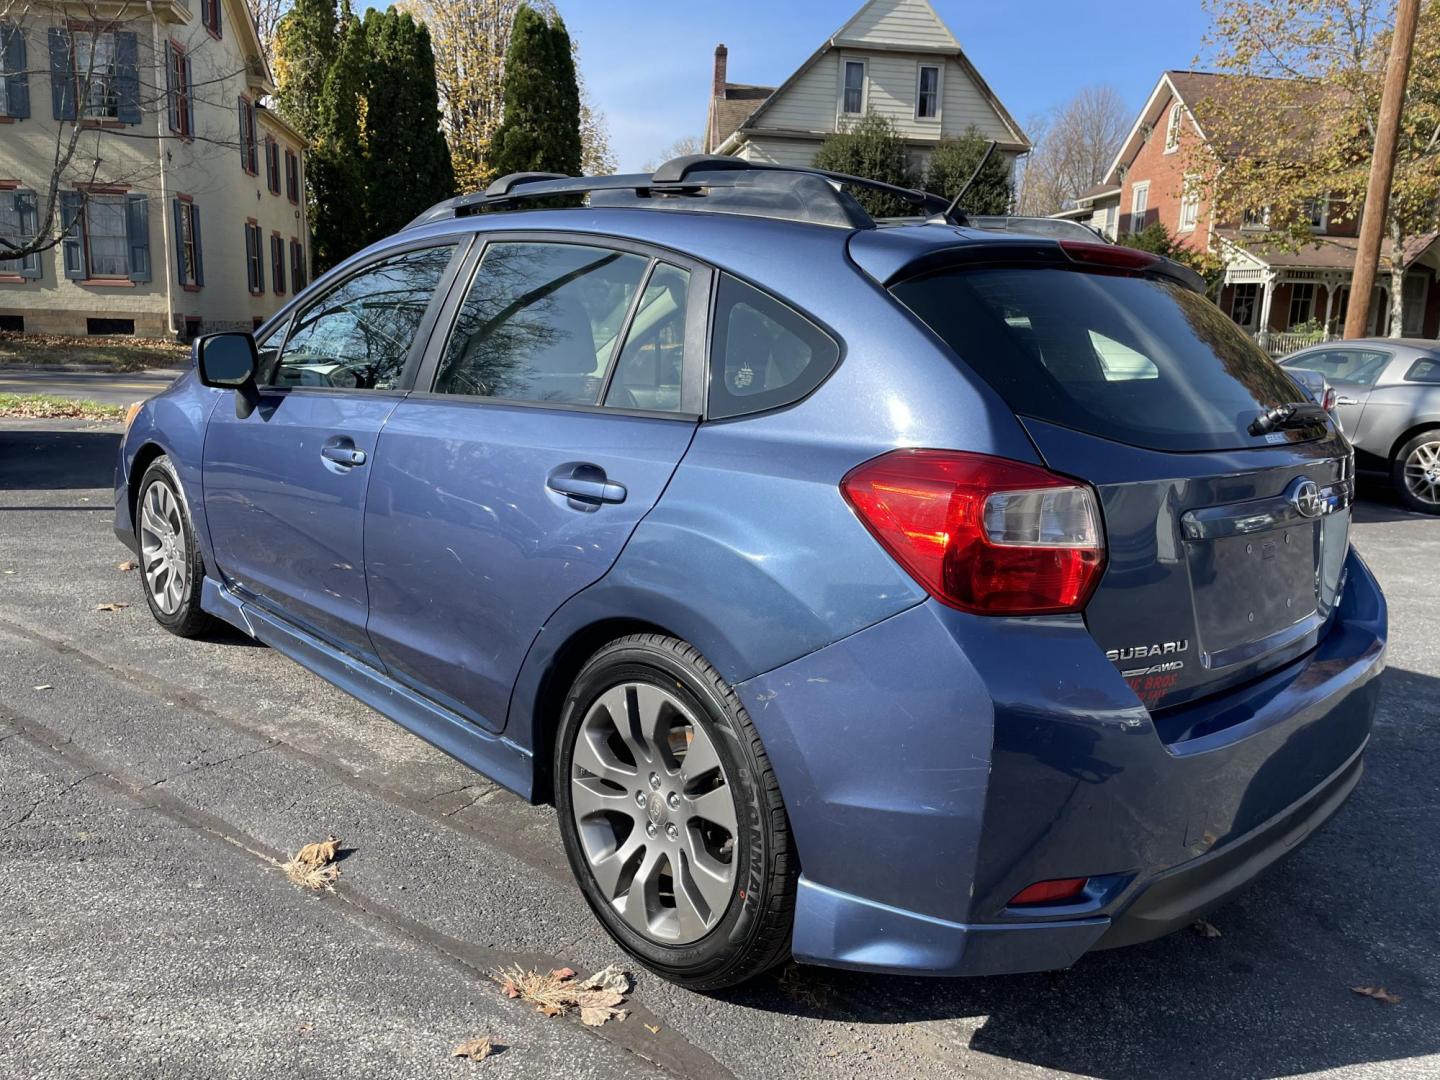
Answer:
[{"left": 559, "top": 1, "right": 1216, "bottom": 170}]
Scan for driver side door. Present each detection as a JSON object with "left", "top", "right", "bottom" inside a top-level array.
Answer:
[{"left": 201, "top": 241, "right": 464, "bottom": 662}]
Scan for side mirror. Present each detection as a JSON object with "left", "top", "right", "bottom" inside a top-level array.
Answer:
[{"left": 195, "top": 333, "right": 261, "bottom": 419}]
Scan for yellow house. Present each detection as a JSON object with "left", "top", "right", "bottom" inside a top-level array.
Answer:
[{"left": 0, "top": 0, "right": 309, "bottom": 338}]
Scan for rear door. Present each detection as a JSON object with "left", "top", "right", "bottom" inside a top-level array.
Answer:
[
  {"left": 892, "top": 258, "right": 1353, "bottom": 712},
  {"left": 362, "top": 236, "right": 709, "bottom": 731},
  {"left": 202, "top": 242, "right": 463, "bottom": 661}
]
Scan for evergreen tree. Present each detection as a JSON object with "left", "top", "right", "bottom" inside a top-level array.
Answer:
[
  {"left": 812, "top": 113, "right": 918, "bottom": 218},
  {"left": 488, "top": 4, "right": 583, "bottom": 178},
  {"left": 310, "top": 14, "right": 368, "bottom": 271},
  {"left": 272, "top": 0, "right": 338, "bottom": 142},
  {"left": 361, "top": 8, "right": 456, "bottom": 239},
  {"left": 926, "top": 128, "right": 1013, "bottom": 216}
]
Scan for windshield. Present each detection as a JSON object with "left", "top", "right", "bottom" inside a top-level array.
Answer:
[{"left": 892, "top": 266, "right": 1318, "bottom": 452}]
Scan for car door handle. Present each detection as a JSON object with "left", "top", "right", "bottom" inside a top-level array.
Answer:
[
  {"left": 547, "top": 464, "right": 626, "bottom": 507},
  {"left": 321, "top": 441, "right": 367, "bottom": 467},
  {"left": 1335, "top": 395, "right": 1360, "bottom": 406}
]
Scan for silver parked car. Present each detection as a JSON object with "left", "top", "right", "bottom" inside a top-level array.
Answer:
[{"left": 1282, "top": 338, "right": 1440, "bottom": 513}]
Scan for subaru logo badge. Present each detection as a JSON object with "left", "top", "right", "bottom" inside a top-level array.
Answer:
[{"left": 1288, "top": 478, "right": 1324, "bottom": 518}]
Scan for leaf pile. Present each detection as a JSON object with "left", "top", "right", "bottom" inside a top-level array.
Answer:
[
  {"left": 495, "top": 964, "right": 631, "bottom": 1026},
  {"left": 0, "top": 393, "right": 125, "bottom": 421},
  {"left": 283, "top": 835, "right": 342, "bottom": 891}
]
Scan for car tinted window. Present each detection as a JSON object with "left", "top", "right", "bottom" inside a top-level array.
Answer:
[
  {"left": 604, "top": 262, "right": 689, "bottom": 412},
  {"left": 892, "top": 267, "right": 1315, "bottom": 452},
  {"left": 1285, "top": 348, "right": 1390, "bottom": 386},
  {"left": 1405, "top": 357, "right": 1440, "bottom": 384},
  {"left": 433, "top": 241, "right": 650, "bottom": 405},
  {"left": 265, "top": 246, "right": 454, "bottom": 389},
  {"left": 709, "top": 274, "right": 839, "bottom": 419}
]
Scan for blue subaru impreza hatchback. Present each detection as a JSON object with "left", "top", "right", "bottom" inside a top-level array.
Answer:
[{"left": 115, "top": 158, "right": 1386, "bottom": 989}]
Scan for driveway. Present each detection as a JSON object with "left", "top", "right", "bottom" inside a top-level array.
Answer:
[
  {"left": 0, "top": 368, "right": 181, "bottom": 407},
  {"left": 1, "top": 418, "right": 1436, "bottom": 1080}
]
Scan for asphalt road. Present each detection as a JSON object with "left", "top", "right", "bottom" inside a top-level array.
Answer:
[
  {"left": 1, "top": 418, "right": 1437, "bottom": 1080},
  {"left": 0, "top": 369, "right": 182, "bottom": 406}
]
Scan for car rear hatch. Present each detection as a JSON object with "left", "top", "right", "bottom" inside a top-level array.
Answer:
[{"left": 885, "top": 238, "right": 1354, "bottom": 711}]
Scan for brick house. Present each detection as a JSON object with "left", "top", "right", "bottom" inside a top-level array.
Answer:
[
  {"left": 1093, "top": 70, "right": 1439, "bottom": 347},
  {"left": 703, "top": 0, "right": 1030, "bottom": 181},
  {"left": 0, "top": 0, "right": 309, "bottom": 338}
]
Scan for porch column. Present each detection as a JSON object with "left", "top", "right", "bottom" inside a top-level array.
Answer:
[
  {"left": 1258, "top": 273, "right": 1276, "bottom": 335},
  {"left": 1324, "top": 277, "right": 1339, "bottom": 333}
]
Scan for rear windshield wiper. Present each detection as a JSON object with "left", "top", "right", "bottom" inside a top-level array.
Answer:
[{"left": 1248, "top": 401, "right": 1331, "bottom": 437}]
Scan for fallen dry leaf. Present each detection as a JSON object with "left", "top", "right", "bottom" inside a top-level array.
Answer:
[
  {"left": 283, "top": 835, "right": 342, "bottom": 891},
  {"left": 2, "top": 569, "right": 15, "bottom": 575},
  {"left": 644, "top": 1023, "right": 661, "bottom": 1035},
  {"left": 491, "top": 963, "right": 632, "bottom": 1026},
  {"left": 118, "top": 561, "right": 138, "bottom": 572},
  {"left": 451, "top": 1035, "right": 494, "bottom": 1061},
  {"left": 33, "top": 684, "right": 53, "bottom": 691},
  {"left": 1352, "top": 985, "right": 1402, "bottom": 1005},
  {"left": 96, "top": 602, "right": 130, "bottom": 613},
  {"left": 1193, "top": 919, "right": 1223, "bottom": 939}
]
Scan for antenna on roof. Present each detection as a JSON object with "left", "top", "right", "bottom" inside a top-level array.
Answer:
[{"left": 938, "top": 139, "right": 998, "bottom": 223}]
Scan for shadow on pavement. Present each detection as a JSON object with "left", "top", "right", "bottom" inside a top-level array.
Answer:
[
  {"left": 0, "top": 427, "right": 121, "bottom": 491},
  {"left": 723, "top": 665, "right": 1437, "bottom": 1079}
]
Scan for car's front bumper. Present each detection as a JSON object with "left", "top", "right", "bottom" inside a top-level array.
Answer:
[{"left": 735, "top": 548, "right": 1386, "bottom": 977}]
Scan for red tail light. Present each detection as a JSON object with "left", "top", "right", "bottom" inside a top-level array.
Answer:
[
  {"left": 1058, "top": 240, "right": 1159, "bottom": 272},
  {"left": 840, "top": 450, "right": 1106, "bottom": 615},
  {"left": 1322, "top": 387, "right": 1338, "bottom": 412}
]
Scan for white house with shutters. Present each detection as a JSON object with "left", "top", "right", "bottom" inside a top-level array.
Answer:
[
  {"left": 704, "top": 0, "right": 1029, "bottom": 179},
  {"left": 0, "top": 0, "right": 308, "bottom": 338}
]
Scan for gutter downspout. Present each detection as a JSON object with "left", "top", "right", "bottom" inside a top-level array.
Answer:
[{"left": 149, "top": 2, "right": 176, "bottom": 339}]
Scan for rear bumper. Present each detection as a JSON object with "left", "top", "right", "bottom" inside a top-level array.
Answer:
[{"left": 736, "top": 548, "right": 1386, "bottom": 977}]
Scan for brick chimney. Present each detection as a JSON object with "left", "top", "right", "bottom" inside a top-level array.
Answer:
[{"left": 712, "top": 44, "right": 729, "bottom": 99}]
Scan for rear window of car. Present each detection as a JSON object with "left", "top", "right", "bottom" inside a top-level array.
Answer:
[
  {"left": 891, "top": 267, "right": 1314, "bottom": 452},
  {"left": 1405, "top": 357, "right": 1440, "bottom": 384}
]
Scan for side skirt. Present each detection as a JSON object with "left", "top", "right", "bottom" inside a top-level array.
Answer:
[{"left": 201, "top": 579, "right": 534, "bottom": 799}]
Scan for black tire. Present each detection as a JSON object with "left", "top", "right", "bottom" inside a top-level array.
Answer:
[
  {"left": 1391, "top": 430, "right": 1440, "bottom": 515},
  {"left": 554, "top": 634, "right": 797, "bottom": 990},
  {"left": 135, "top": 455, "right": 217, "bottom": 638}
]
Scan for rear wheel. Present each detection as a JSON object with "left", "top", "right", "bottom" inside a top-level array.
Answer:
[
  {"left": 136, "top": 456, "right": 216, "bottom": 637},
  {"left": 1393, "top": 431, "right": 1440, "bottom": 515},
  {"left": 554, "top": 634, "right": 797, "bottom": 990}
]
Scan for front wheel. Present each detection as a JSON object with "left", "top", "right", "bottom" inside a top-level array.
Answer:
[
  {"left": 135, "top": 455, "right": 216, "bottom": 637},
  {"left": 1393, "top": 431, "right": 1440, "bottom": 515},
  {"left": 554, "top": 634, "right": 797, "bottom": 990}
]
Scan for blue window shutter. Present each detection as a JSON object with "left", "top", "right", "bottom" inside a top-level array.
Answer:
[
  {"left": 192, "top": 205, "right": 203, "bottom": 286},
  {"left": 125, "top": 193, "right": 150, "bottom": 282},
  {"left": 3, "top": 27, "right": 29, "bottom": 119},
  {"left": 183, "top": 54, "right": 195, "bottom": 136},
  {"left": 47, "top": 28, "right": 75, "bottom": 121},
  {"left": 115, "top": 32, "right": 140, "bottom": 124},
  {"left": 163, "top": 41, "right": 178, "bottom": 132},
  {"left": 171, "top": 198, "right": 185, "bottom": 282},
  {"left": 16, "top": 192, "right": 41, "bottom": 279},
  {"left": 59, "top": 191, "right": 84, "bottom": 278}
]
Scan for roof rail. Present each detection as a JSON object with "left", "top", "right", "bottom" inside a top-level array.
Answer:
[{"left": 402, "top": 156, "right": 968, "bottom": 232}]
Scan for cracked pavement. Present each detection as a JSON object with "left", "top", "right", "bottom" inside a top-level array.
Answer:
[{"left": 1, "top": 417, "right": 1438, "bottom": 1080}]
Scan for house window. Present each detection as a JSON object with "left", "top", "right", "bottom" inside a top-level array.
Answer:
[
  {"left": 173, "top": 198, "right": 202, "bottom": 287},
  {"left": 285, "top": 150, "right": 299, "bottom": 203},
  {"left": 1403, "top": 271, "right": 1427, "bottom": 336},
  {"left": 202, "top": 0, "right": 221, "bottom": 36},
  {"left": 244, "top": 221, "right": 264, "bottom": 293},
  {"left": 1288, "top": 283, "right": 1316, "bottom": 327},
  {"left": 1304, "top": 197, "right": 1328, "bottom": 232},
  {"left": 1130, "top": 182, "right": 1149, "bottom": 233},
  {"left": 1242, "top": 205, "right": 1271, "bottom": 230},
  {"left": 1164, "top": 101, "right": 1183, "bottom": 152},
  {"left": 271, "top": 233, "right": 285, "bottom": 295},
  {"left": 265, "top": 137, "right": 280, "bottom": 194},
  {"left": 1179, "top": 179, "right": 1199, "bottom": 231},
  {"left": 166, "top": 41, "right": 192, "bottom": 139},
  {"left": 0, "top": 190, "right": 41, "bottom": 278},
  {"left": 74, "top": 31, "right": 119, "bottom": 119},
  {"left": 238, "top": 97, "right": 257, "bottom": 174},
  {"left": 1231, "top": 282, "right": 1259, "bottom": 328},
  {"left": 916, "top": 64, "right": 939, "bottom": 119},
  {"left": 85, "top": 194, "right": 130, "bottom": 276},
  {"left": 842, "top": 60, "right": 865, "bottom": 115},
  {"left": 290, "top": 238, "right": 306, "bottom": 292}
]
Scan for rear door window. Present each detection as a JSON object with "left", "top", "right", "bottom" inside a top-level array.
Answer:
[
  {"left": 892, "top": 267, "right": 1315, "bottom": 452},
  {"left": 604, "top": 262, "right": 690, "bottom": 412},
  {"left": 708, "top": 274, "right": 839, "bottom": 419}
]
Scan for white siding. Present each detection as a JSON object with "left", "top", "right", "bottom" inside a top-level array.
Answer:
[
  {"left": 758, "top": 53, "right": 841, "bottom": 132},
  {"left": 835, "top": 0, "right": 958, "bottom": 49},
  {"left": 938, "top": 58, "right": 1016, "bottom": 141},
  {"left": 736, "top": 137, "right": 821, "bottom": 167}
]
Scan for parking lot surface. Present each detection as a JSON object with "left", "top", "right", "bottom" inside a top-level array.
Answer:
[{"left": 1, "top": 418, "right": 1436, "bottom": 1080}]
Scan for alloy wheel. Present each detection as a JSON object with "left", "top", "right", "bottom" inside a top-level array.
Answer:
[
  {"left": 139, "top": 480, "right": 188, "bottom": 615},
  {"left": 1403, "top": 440, "right": 1440, "bottom": 507},
  {"left": 569, "top": 682, "right": 738, "bottom": 945}
]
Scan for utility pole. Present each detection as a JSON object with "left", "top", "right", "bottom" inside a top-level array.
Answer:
[{"left": 1344, "top": 0, "right": 1422, "bottom": 339}]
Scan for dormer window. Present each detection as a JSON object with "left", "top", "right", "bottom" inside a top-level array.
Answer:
[
  {"left": 916, "top": 65, "right": 939, "bottom": 119},
  {"left": 1164, "top": 101, "right": 1183, "bottom": 152}
]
